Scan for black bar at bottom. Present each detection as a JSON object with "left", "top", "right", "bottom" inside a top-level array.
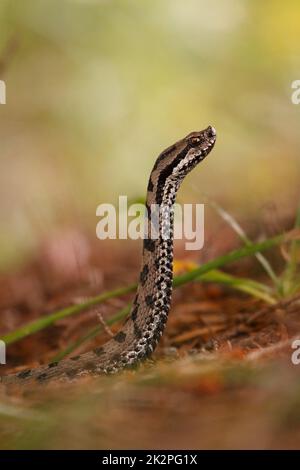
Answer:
[{"left": 0, "top": 450, "right": 297, "bottom": 466}]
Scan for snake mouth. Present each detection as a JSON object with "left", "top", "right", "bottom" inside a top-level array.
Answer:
[{"left": 200, "top": 140, "right": 216, "bottom": 157}]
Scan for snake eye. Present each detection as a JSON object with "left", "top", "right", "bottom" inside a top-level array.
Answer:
[{"left": 190, "top": 136, "right": 201, "bottom": 146}]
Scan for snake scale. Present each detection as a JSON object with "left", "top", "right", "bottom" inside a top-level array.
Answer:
[{"left": 1, "top": 126, "right": 216, "bottom": 386}]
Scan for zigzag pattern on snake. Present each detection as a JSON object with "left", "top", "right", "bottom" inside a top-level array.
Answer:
[{"left": 1, "top": 126, "right": 216, "bottom": 386}]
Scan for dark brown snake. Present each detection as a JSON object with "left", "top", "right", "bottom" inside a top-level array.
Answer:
[{"left": 1, "top": 126, "right": 216, "bottom": 386}]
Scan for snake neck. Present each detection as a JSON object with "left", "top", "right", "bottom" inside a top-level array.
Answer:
[{"left": 91, "top": 174, "right": 180, "bottom": 372}]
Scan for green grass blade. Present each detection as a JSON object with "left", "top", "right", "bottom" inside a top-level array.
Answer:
[
  {"left": 200, "top": 269, "right": 276, "bottom": 304},
  {"left": 173, "top": 233, "right": 283, "bottom": 288},
  {"left": 1, "top": 284, "right": 136, "bottom": 345},
  {"left": 208, "top": 198, "right": 279, "bottom": 285}
]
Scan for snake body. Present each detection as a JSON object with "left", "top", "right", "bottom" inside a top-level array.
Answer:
[{"left": 1, "top": 126, "right": 216, "bottom": 386}]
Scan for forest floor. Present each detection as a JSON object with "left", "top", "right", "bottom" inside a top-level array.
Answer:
[{"left": 0, "top": 226, "right": 300, "bottom": 449}]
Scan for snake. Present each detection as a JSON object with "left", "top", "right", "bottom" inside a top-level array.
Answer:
[{"left": 1, "top": 126, "right": 216, "bottom": 386}]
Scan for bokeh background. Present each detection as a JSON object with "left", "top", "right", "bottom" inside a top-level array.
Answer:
[{"left": 0, "top": 0, "right": 299, "bottom": 270}]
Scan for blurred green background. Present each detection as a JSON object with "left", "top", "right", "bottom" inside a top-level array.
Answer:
[{"left": 0, "top": 0, "right": 299, "bottom": 269}]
